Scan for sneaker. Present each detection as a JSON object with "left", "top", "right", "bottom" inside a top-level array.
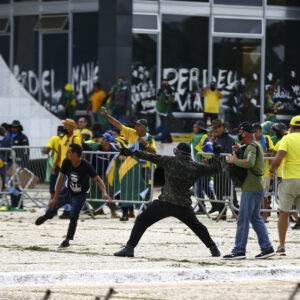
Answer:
[
  {"left": 114, "top": 245, "right": 134, "bottom": 257},
  {"left": 195, "top": 208, "right": 206, "bottom": 215},
  {"left": 291, "top": 223, "right": 300, "bottom": 230},
  {"left": 210, "top": 245, "right": 221, "bottom": 257},
  {"left": 223, "top": 253, "right": 246, "bottom": 260},
  {"left": 35, "top": 215, "right": 47, "bottom": 226},
  {"left": 276, "top": 247, "right": 286, "bottom": 256},
  {"left": 58, "top": 240, "right": 70, "bottom": 250},
  {"left": 59, "top": 211, "right": 70, "bottom": 219},
  {"left": 255, "top": 247, "right": 275, "bottom": 259},
  {"left": 120, "top": 216, "right": 129, "bottom": 221}
]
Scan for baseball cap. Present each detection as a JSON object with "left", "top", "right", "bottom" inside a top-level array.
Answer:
[
  {"left": 290, "top": 115, "right": 300, "bottom": 126},
  {"left": 253, "top": 123, "right": 262, "bottom": 130},
  {"left": 134, "top": 119, "right": 149, "bottom": 132},
  {"left": 238, "top": 122, "right": 255, "bottom": 133},
  {"left": 173, "top": 143, "right": 191, "bottom": 155}
]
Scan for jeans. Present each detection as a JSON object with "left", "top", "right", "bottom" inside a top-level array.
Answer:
[
  {"left": 160, "top": 112, "right": 172, "bottom": 142},
  {"left": 232, "top": 190, "right": 272, "bottom": 253},
  {"left": 92, "top": 112, "right": 98, "bottom": 124},
  {"left": 45, "top": 191, "right": 87, "bottom": 240},
  {"left": 196, "top": 176, "right": 215, "bottom": 207},
  {"left": 127, "top": 200, "right": 215, "bottom": 249}
]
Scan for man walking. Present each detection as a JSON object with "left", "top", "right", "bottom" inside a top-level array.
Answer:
[
  {"left": 224, "top": 122, "right": 275, "bottom": 260},
  {"left": 113, "top": 142, "right": 222, "bottom": 258},
  {"left": 270, "top": 115, "right": 300, "bottom": 255},
  {"left": 35, "top": 144, "right": 111, "bottom": 249}
]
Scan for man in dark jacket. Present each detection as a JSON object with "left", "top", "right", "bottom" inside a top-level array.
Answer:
[
  {"left": 211, "top": 119, "right": 236, "bottom": 220},
  {"left": 113, "top": 142, "right": 222, "bottom": 258}
]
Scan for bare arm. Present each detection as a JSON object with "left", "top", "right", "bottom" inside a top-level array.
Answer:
[
  {"left": 51, "top": 145, "right": 61, "bottom": 174},
  {"left": 200, "top": 86, "right": 209, "bottom": 97},
  {"left": 49, "top": 172, "right": 65, "bottom": 208},
  {"left": 216, "top": 88, "right": 224, "bottom": 99},
  {"left": 43, "top": 147, "right": 51, "bottom": 155},
  {"left": 94, "top": 176, "right": 112, "bottom": 201},
  {"left": 101, "top": 107, "right": 122, "bottom": 131},
  {"left": 270, "top": 150, "right": 286, "bottom": 173}
]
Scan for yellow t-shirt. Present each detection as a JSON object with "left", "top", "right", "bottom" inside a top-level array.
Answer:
[
  {"left": 278, "top": 133, "right": 300, "bottom": 179},
  {"left": 263, "top": 135, "right": 274, "bottom": 178},
  {"left": 121, "top": 126, "right": 156, "bottom": 151},
  {"left": 90, "top": 90, "right": 107, "bottom": 113},
  {"left": 203, "top": 90, "right": 223, "bottom": 114},
  {"left": 59, "top": 133, "right": 82, "bottom": 168},
  {"left": 273, "top": 141, "right": 283, "bottom": 178},
  {"left": 46, "top": 135, "right": 62, "bottom": 164}
]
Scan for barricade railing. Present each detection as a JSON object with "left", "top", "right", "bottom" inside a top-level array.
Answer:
[
  {"left": 2, "top": 147, "right": 154, "bottom": 210},
  {"left": 194, "top": 151, "right": 298, "bottom": 219}
]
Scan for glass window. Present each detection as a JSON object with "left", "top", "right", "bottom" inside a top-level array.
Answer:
[
  {"left": 162, "top": 15, "right": 209, "bottom": 132},
  {"left": 213, "top": 37, "right": 261, "bottom": 128},
  {"left": 42, "top": 33, "right": 68, "bottom": 117},
  {"left": 0, "top": 18, "right": 10, "bottom": 33},
  {"left": 72, "top": 12, "right": 98, "bottom": 110},
  {"left": 133, "top": 14, "right": 158, "bottom": 30},
  {"left": 0, "top": 36, "right": 9, "bottom": 65},
  {"left": 34, "top": 15, "right": 68, "bottom": 32},
  {"left": 214, "top": 18, "right": 262, "bottom": 34},
  {"left": 0, "top": 1, "right": 9, "bottom": 4},
  {"left": 268, "top": 0, "right": 300, "bottom": 6},
  {"left": 14, "top": 16, "right": 39, "bottom": 99},
  {"left": 214, "top": 0, "right": 262, "bottom": 5},
  {"left": 131, "top": 33, "right": 157, "bottom": 131},
  {"left": 265, "top": 20, "right": 300, "bottom": 119}
]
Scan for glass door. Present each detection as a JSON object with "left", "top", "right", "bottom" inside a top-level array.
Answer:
[{"left": 212, "top": 37, "right": 262, "bottom": 128}]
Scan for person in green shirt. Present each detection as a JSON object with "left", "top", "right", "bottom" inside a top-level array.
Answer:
[
  {"left": 62, "top": 83, "right": 77, "bottom": 120},
  {"left": 223, "top": 122, "right": 275, "bottom": 260}
]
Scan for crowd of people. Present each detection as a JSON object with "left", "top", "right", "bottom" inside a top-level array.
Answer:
[{"left": 0, "top": 77, "right": 299, "bottom": 259}]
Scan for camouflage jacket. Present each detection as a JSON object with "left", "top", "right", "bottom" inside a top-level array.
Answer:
[{"left": 133, "top": 151, "right": 221, "bottom": 207}]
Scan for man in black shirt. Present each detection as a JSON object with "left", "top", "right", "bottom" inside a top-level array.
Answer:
[
  {"left": 114, "top": 142, "right": 222, "bottom": 258},
  {"left": 35, "top": 144, "right": 111, "bottom": 249}
]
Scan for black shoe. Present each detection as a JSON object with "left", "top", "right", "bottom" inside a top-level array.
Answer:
[
  {"left": 114, "top": 245, "right": 134, "bottom": 257},
  {"left": 223, "top": 253, "right": 246, "bottom": 260},
  {"left": 35, "top": 215, "right": 47, "bottom": 226},
  {"left": 58, "top": 240, "right": 70, "bottom": 250},
  {"left": 255, "top": 247, "right": 275, "bottom": 259},
  {"left": 292, "top": 223, "right": 300, "bottom": 230},
  {"left": 120, "top": 216, "right": 129, "bottom": 221},
  {"left": 59, "top": 211, "right": 70, "bottom": 219},
  {"left": 210, "top": 245, "right": 221, "bottom": 257},
  {"left": 195, "top": 208, "right": 206, "bottom": 215},
  {"left": 120, "top": 208, "right": 129, "bottom": 221},
  {"left": 289, "top": 215, "right": 296, "bottom": 223}
]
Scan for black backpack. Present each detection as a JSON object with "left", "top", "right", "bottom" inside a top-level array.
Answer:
[{"left": 223, "top": 142, "right": 262, "bottom": 188}]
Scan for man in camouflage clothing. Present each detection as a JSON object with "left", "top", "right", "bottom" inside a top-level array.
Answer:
[{"left": 114, "top": 142, "right": 222, "bottom": 258}]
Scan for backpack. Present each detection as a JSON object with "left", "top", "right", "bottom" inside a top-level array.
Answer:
[{"left": 223, "top": 142, "right": 262, "bottom": 188}]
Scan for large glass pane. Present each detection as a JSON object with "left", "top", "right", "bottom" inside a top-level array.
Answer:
[
  {"left": 0, "top": 36, "right": 9, "bottom": 65},
  {"left": 0, "top": 1, "right": 9, "bottom": 5},
  {"left": 268, "top": 0, "right": 300, "bottom": 6},
  {"left": 214, "top": 18, "right": 262, "bottom": 34},
  {"left": 266, "top": 20, "right": 300, "bottom": 119},
  {"left": 13, "top": 16, "right": 39, "bottom": 99},
  {"left": 73, "top": 12, "right": 98, "bottom": 111},
  {"left": 213, "top": 37, "right": 261, "bottom": 128},
  {"left": 162, "top": 15, "right": 209, "bottom": 132},
  {"left": 214, "top": 0, "right": 262, "bottom": 5},
  {"left": 42, "top": 34, "right": 68, "bottom": 117},
  {"left": 131, "top": 33, "right": 157, "bottom": 131}
]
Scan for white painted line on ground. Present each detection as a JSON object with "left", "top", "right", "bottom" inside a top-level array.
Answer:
[{"left": 1, "top": 267, "right": 300, "bottom": 287}]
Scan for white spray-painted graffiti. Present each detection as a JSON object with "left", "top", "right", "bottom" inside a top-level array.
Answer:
[{"left": 13, "top": 62, "right": 99, "bottom": 115}]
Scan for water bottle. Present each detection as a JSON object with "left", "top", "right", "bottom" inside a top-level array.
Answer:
[{"left": 209, "top": 178, "right": 214, "bottom": 190}]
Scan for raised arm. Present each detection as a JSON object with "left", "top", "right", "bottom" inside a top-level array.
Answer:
[
  {"left": 195, "top": 158, "right": 222, "bottom": 177},
  {"left": 101, "top": 107, "right": 122, "bottom": 131}
]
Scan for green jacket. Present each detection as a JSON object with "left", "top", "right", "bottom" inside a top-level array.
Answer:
[{"left": 233, "top": 141, "right": 264, "bottom": 192}]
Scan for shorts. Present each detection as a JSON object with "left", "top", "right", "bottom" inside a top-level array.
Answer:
[
  {"left": 49, "top": 166, "right": 60, "bottom": 194},
  {"left": 277, "top": 179, "right": 300, "bottom": 213},
  {"left": 263, "top": 177, "right": 271, "bottom": 198}
]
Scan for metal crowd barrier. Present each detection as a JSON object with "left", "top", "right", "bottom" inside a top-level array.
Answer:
[
  {"left": 194, "top": 151, "right": 297, "bottom": 221},
  {"left": 0, "top": 147, "right": 154, "bottom": 211}
]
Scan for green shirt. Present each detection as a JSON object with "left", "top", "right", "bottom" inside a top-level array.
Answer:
[{"left": 233, "top": 141, "right": 264, "bottom": 192}]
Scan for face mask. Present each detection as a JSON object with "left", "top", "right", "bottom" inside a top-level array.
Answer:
[
  {"left": 238, "top": 133, "right": 244, "bottom": 141},
  {"left": 211, "top": 86, "right": 216, "bottom": 91}
]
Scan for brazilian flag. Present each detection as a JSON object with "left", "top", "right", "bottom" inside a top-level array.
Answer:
[{"left": 118, "top": 156, "right": 149, "bottom": 208}]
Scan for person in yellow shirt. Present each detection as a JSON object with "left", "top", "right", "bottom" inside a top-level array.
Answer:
[
  {"left": 86, "top": 82, "right": 107, "bottom": 124},
  {"left": 43, "top": 126, "right": 66, "bottom": 199},
  {"left": 201, "top": 82, "right": 224, "bottom": 126},
  {"left": 270, "top": 115, "right": 300, "bottom": 256},
  {"left": 51, "top": 118, "right": 82, "bottom": 219}
]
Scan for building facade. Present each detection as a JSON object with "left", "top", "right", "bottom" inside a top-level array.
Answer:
[{"left": 0, "top": 0, "right": 299, "bottom": 132}]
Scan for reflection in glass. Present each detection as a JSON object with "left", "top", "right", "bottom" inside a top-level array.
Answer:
[
  {"left": 162, "top": 15, "right": 209, "bottom": 132},
  {"left": 214, "top": 0, "right": 262, "bottom": 5},
  {"left": 213, "top": 37, "right": 261, "bottom": 127},
  {"left": 268, "top": 0, "right": 300, "bottom": 6},
  {"left": 266, "top": 20, "right": 300, "bottom": 117},
  {"left": 73, "top": 13, "right": 98, "bottom": 109},
  {"left": 214, "top": 18, "right": 262, "bottom": 34},
  {"left": 0, "top": 36, "right": 9, "bottom": 65},
  {"left": 132, "top": 34, "right": 157, "bottom": 130}
]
